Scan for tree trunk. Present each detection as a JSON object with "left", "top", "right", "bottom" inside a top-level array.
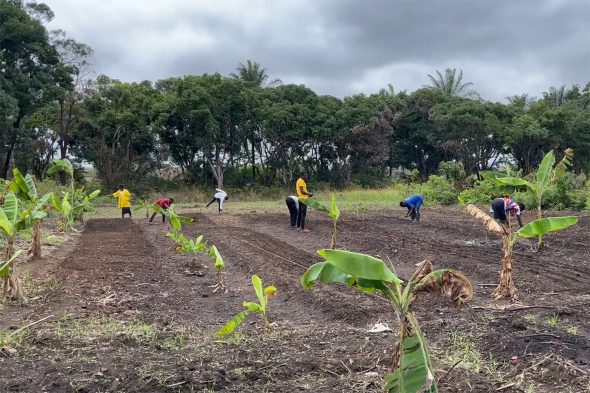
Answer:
[
  {"left": 492, "top": 237, "right": 517, "bottom": 300},
  {"left": 3, "top": 238, "right": 22, "bottom": 300},
  {"left": 1, "top": 144, "right": 14, "bottom": 179},
  {"left": 28, "top": 221, "right": 42, "bottom": 260}
]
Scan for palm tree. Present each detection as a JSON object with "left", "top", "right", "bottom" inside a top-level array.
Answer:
[
  {"left": 426, "top": 68, "right": 474, "bottom": 97},
  {"left": 231, "top": 60, "right": 281, "bottom": 88},
  {"left": 379, "top": 83, "right": 396, "bottom": 97},
  {"left": 231, "top": 60, "right": 281, "bottom": 181},
  {"left": 542, "top": 85, "right": 566, "bottom": 107},
  {"left": 506, "top": 94, "right": 534, "bottom": 110}
]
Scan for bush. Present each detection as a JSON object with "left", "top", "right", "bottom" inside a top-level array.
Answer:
[
  {"left": 438, "top": 161, "right": 466, "bottom": 183},
  {"left": 422, "top": 175, "right": 458, "bottom": 205}
]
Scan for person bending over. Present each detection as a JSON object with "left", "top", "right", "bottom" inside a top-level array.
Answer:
[
  {"left": 149, "top": 197, "right": 174, "bottom": 223},
  {"left": 285, "top": 195, "right": 299, "bottom": 228},
  {"left": 112, "top": 184, "right": 132, "bottom": 218},
  {"left": 490, "top": 197, "right": 525, "bottom": 228},
  {"left": 206, "top": 188, "right": 228, "bottom": 213},
  {"left": 400, "top": 194, "right": 424, "bottom": 222},
  {"left": 296, "top": 172, "right": 313, "bottom": 232}
]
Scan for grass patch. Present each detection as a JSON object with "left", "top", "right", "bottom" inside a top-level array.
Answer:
[
  {"left": 0, "top": 328, "right": 29, "bottom": 349},
  {"left": 567, "top": 325, "right": 578, "bottom": 335},
  {"left": 90, "top": 186, "right": 433, "bottom": 218},
  {"left": 42, "top": 234, "right": 64, "bottom": 246},
  {"left": 547, "top": 314, "right": 560, "bottom": 327},
  {"left": 54, "top": 316, "right": 189, "bottom": 350}
]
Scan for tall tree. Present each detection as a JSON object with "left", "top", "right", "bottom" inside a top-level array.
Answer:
[
  {"left": 76, "top": 76, "right": 158, "bottom": 188},
  {"left": 0, "top": 0, "right": 72, "bottom": 178},
  {"left": 231, "top": 60, "right": 281, "bottom": 181}
]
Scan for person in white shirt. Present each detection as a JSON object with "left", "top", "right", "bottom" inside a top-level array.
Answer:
[
  {"left": 206, "top": 188, "right": 228, "bottom": 213},
  {"left": 285, "top": 195, "right": 299, "bottom": 228}
]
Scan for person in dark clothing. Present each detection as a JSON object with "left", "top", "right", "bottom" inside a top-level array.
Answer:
[
  {"left": 285, "top": 195, "right": 299, "bottom": 228},
  {"left": 149, "top": 197, "right": 174, "bottom": 223},
  {"left": 491, "top": 197, "right": 525, "bottom": 227},
  {"left": 400, "top": 194, "right": 424, "bottom": 222}
]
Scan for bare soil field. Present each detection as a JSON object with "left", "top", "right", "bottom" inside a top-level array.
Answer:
[{"left": 1, "top": 207, "right": 589, "bottom": 392}]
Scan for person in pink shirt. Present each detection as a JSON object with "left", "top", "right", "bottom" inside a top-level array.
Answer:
[{"left": 149, "top": 197, "right": 174, "bottom": 223}]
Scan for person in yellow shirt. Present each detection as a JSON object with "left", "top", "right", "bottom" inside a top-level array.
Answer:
[
  {"left": 112, "top": 184, "right": 132, "bottom": 218},
  {"left": 296, "top": 172, "right": 313, "bottom": 232}
]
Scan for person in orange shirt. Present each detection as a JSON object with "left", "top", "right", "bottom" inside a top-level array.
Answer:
[
  {"left": 295, "top": 172, "right": 313, "bottom": 232},
  {"left": 112, "top": 184, "right": 132, "bottom": 218}
]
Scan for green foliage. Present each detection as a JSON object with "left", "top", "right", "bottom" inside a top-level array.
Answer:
[
  {"left": 302, "top": 250, "right": 472, "bottom": 392},
  {"left": 216, "top": 275, "right": 277, "bottom": 337},
  {"left": 516, "top": 216, "right": 578, "bottom": 238},
  {"left": 155, "top": 205, "right": 193, "bottom": 231},
  {"left": 71, "top": 187, "right": 101, "bottom": 221},
  {"left": 0, "top": 250, "right": 25, "bottom": 279},
  {"left": 422, "top": 175, "right": 458, "bottom": 205},
  {"left": 168, "top": 232, "right": 208, "bottom": 254},
  {"left": 47, "top": 159, "right": 74, "bottom": 179},
  {"left": 0, "top": 192, "right": 19, "bottom": 238},
  {"left": 208, "top": 245, "right": 225, "bottom": 270},
  {"left": 302, "top": 194, "right": 341, "bottom": 247},
  {"left": 438, "top": 161, "right": 466, "bottom": 183}
]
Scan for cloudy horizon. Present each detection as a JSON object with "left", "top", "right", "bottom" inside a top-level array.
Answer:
[{"left": 46, "top": 0, "right": 590, "bottom": 102}]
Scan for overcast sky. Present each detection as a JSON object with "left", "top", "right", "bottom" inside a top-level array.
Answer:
[{"left": 46, "top": 0, "right": 589, "bottom": 102}]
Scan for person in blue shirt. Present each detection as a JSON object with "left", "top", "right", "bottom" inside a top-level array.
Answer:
[{"left": 400, "top": 194, "right": 424, "bottom": 222}]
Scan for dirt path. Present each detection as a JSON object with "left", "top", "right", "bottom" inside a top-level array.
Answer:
[{"left": 1, "top": 211, "right": 589, "bottom": 392}]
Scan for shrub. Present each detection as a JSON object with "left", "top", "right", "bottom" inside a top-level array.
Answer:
[
  {"left": 422, "top": 175, "right": 458, "bottom": 205},
  {"left": 438, "top": 161, "right": 466, "bottom": 183}
]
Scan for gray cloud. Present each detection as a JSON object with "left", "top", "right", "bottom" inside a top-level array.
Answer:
[{"left": 46, "top": 0, "right": 590, "bottom": 101}]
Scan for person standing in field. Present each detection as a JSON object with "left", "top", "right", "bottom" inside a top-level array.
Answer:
[
  {"left": 400, "top": 194, "right": 423, "bottom": 222},
  {"left": 148, "top": 197, "right": 174, "bottom": 224},
  {"left": 112, "top": 184, "right": 132, "bottom": 218},
  {"left": 296, "top": 172, "right": 313, "bottom": 232},
  {"left": 490, "top": 197, "right": 525, "bottom": 227},
  {"left": 285, "top": 195, "right": 299, "bottom": 228},
  {"left": 206, "top": 188, "right": 228, "bottom": 213}
]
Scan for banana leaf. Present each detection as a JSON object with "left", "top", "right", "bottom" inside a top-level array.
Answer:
[
  {"left": 215, "top": 310, "right": 251, "bottom": 337},
  {"left": 317, "top": 249, "right": 401, "bottom": 283},
  {"left": 384, "top": 318, "right": 437, "bottom": 393},
  {"left": 536, "top": 150, "right": 555, "bottom": 192},
  {"left": 516, "top": 216, "right": 578, "bottom": 238}
]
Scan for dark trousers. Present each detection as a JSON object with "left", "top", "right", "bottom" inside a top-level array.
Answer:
[
  {"left": 121, "top": 207, "right": 132, "bottom": 218},
  {"left": 491, "top": 198, "right": 507, "bottom": 222},
  {"left": 286, "top": 198, "right": 298, "bottom": 227},
  {"left": 409, "top": 207, "right": 421, "bottom": 222},
  {"left": 297, "top": 201, "right": 307, "bottom": 229},
  {"left": 149, "top": 212, "right": 165, "bottom": 223},
  {"left": 206, "top": 197, "right": 221, "bottom": 212}
]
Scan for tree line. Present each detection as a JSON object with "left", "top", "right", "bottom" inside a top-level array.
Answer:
[{"left": 2, "top": 0, "right": 590, "bottom": 190}]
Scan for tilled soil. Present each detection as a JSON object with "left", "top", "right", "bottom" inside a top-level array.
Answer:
[{"left": 0, "top": 208, "right": 589, "bottom": 392}]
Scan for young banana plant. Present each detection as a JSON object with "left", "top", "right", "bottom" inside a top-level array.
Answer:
[
  {"left": 155, "top": 204, "right": 193, "bottom": 231},
  {"left": 302, "top": 193, "right": 340, "bottom": 248},
  {"left": 208, "top": 245, "right": 226, "bottom": 293},
  {"left": 301, "top": 249, "right": 473, "bottom": 393},
  {"left": 216, "top": 275, "right": 277, "bottom": 337},
  {"left": 466, "top": 204, "right": 578, "bottom": 299},
  {"left": 481, "top": 149, "right": 573, "bottom": 247},
  {"left": 0, "top": 250, "right": 25, "bottom": 300},
  {"left": 134, "top": 199, "right": 152, "bottom": 218},
  {"left": 9, "top": 168, "right": 53, "bottom": 260},
  {"left": 51, "top": 192, "right": 73, "bottom": 231},
  {"left": 166, "top": 231, "right": 208, "bottom": 271},
  {"left": 72, "top": 187, "right": 101, "bottom": 222},
  {"left": 166, "top": 232, "right": 227, "bottom": 292},
  {"left": 0, "top": 192, "right": 30, "bottom": 300}
]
